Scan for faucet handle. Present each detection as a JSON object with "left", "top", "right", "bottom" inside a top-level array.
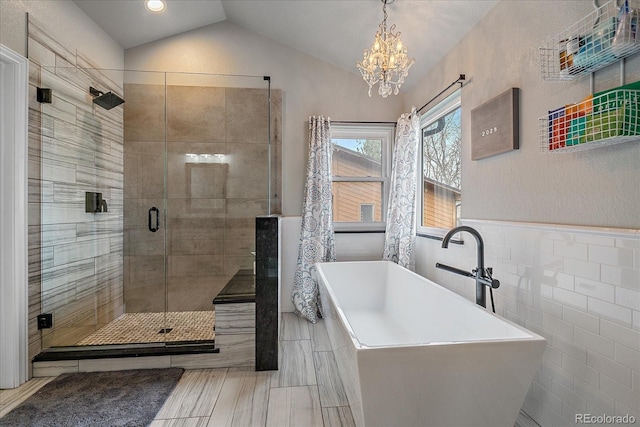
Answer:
[
  {"left": 478, "top": 276, "right": 500, "bottom": 289},
  {"left": 485, "top": 267, "right": 500, "bottom": 289}
]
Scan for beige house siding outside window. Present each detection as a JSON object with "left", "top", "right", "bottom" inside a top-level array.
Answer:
[{"left": 332, "top": 146, "right": 383, "bottom": 223}]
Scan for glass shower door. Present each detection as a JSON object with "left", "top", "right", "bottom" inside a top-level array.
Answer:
[
  {"left": 163, "top": 73, "right": 274, "bottom": 344},
  {"left": 122, "top": 71, "right": 170, "bottom": 344}
]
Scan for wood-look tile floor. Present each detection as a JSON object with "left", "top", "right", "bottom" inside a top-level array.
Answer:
[
  {"left": 75, "top": 311, "right": 215, "bottom": 346},
  {"left": 1, "top": 313, "right": 539, "bottom": 426}
]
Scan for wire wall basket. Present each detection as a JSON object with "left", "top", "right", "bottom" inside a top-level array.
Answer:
[
  {"left": 540, "top": 89, "right": 640, "bottom": 153},
  {"left": 539, "top": 1, "right": 640, "bottom": 81}
]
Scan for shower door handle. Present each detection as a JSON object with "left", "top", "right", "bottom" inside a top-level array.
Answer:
[{"left": 148, "top": 207, "right": 160, "bottom": 232}]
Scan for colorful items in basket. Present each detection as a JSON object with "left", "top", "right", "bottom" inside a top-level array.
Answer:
[
  {"left": 548, "top": 95, "right": 593, "bottom": 150},
  {"left": 559, "top": 0, "right": 638, "bottom": 74},
  {"left": 548, "top": 107, "right": 566, "bottom": 150},
  {"left": 559, "top": 38, "right": 579, "bottom": 72},
  {"left": 566, "top": 97, "right": 593, "bottom": 146},
  {"left": 587, "top": 81, "right": 640, "bottom": 142},
  {"left": 572, "top": 18, "right": 617, "bottom": 70},
  {"left": 583, "top": 106, "right": 626, "bottom": 143},
  {"left": 548, "top": 81, "right": 640, "bottom": 150}
]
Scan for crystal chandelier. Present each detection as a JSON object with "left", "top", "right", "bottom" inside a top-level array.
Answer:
[{"left": 357, "top": 0, "right": 415, "bottom": 98}]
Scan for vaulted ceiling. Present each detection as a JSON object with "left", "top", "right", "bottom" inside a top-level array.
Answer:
[{"left": 73, "top": 0, "right": 497, "bottom": 89}]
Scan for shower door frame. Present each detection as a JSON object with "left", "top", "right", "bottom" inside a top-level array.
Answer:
[{"left": 0, "top": 44, "right": 29, "bottom": 388}]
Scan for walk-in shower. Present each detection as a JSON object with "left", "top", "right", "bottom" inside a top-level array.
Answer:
[{"left": 31, "top": 66, "right": 280, "bottom": 358}]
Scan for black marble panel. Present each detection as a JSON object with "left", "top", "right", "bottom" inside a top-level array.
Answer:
[{"left": 255, "top": 216, "right": 279, "bottom": 371}]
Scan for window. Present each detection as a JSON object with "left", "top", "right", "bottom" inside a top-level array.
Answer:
[
  {"left": 360, "top": 204, "right": 375, "bottom": 222},
  {"left": 418, "top": 91, "right": 462, "bottom": 235},
  {"left": 331, "top": 124, "right": 393, "bottom": 231}
]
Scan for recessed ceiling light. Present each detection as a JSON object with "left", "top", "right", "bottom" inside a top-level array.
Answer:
[{"left": 146, "top": 0, "right": 166, "bottom": 12}]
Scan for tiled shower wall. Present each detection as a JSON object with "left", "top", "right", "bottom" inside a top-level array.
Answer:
[
  {"left": 416, "top": 220, "right": 640, "bottom": 426},
  {"left": 123, "top": 84, "right": 282, "bottom": 313},
  {"left": 27, "top": 16, "right": 125, "bottom": 351}
]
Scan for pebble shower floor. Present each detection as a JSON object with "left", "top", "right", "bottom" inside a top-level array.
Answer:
[{"left": 75, "top": 311, "right": 215, "bottom": 345}]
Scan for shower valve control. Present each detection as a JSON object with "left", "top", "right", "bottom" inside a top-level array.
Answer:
[
  {"left": 86, "top": 192, "right": 108, "bottom": 213},
  {"left": 37, "top": 313, "right": 53, "bottom": 330}
]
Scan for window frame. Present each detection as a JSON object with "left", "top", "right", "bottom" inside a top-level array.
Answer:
[
  {"left": 331, "top": 124, "right": 394, "bottom": 232},
  {"left": 416, "top": 90, "right": 462, "bottom": 238}
]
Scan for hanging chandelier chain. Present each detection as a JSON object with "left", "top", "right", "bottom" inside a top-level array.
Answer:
[{"left": 382, "top": 0, "right": 388, "bottom": 34}]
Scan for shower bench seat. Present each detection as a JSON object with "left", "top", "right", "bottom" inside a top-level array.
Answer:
[
  {"left": 212, "top": 269, "right": 256, "bottom": 367},
  {"left": 213, "top": 269, "right": 255, "bottom": 304}
]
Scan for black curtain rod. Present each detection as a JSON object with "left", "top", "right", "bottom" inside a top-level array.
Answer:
[
  {"left": 415, "top": 74, "right": 466, "bottom": 116},
  {"left": 327, "top": 75, "right": 465, "bottom": 124},
  {"left": 330, "top": 120, "right": 397, "bottom": 125}
]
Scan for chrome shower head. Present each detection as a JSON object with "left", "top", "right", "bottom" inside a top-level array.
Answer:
[{"left": 90, "top": 86, "right": 124, "bottom": 110}]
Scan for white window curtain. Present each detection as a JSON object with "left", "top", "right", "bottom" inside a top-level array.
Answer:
[
  {"left": 292, "top": 116, "right": 336, "bottom": 323},
  {"left": 382, "top": 107, "right": 420, "bottom": 270}
]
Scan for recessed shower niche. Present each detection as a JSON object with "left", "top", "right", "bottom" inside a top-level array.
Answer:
[{"left": 35, "top": 66, "right": 281, "bottom": 353}]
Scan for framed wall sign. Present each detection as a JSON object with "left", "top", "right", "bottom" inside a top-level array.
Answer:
[{"left": 471, "top": 88, "right": 520, "bottom": 160}]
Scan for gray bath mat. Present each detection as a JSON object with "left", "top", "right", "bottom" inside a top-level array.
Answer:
[{"left": 0, "top": 368, "right": 184, "bottom": 427}]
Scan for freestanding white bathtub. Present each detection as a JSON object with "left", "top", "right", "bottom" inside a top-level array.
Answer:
[{"left": 314, "top": 261, "right": 546, "bottom": 427}]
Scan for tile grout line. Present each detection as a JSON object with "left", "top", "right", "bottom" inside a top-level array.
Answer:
[
  {"left": 310, "top": 342, "right": 324, "bottom": 426},
  {"left": 204, "top": 367, "right": 227, "bottom": 421}
]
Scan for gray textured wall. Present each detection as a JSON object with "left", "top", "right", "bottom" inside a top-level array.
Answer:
[{"left": 405, "top": 0, "right": 640, "bottom": 229}]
